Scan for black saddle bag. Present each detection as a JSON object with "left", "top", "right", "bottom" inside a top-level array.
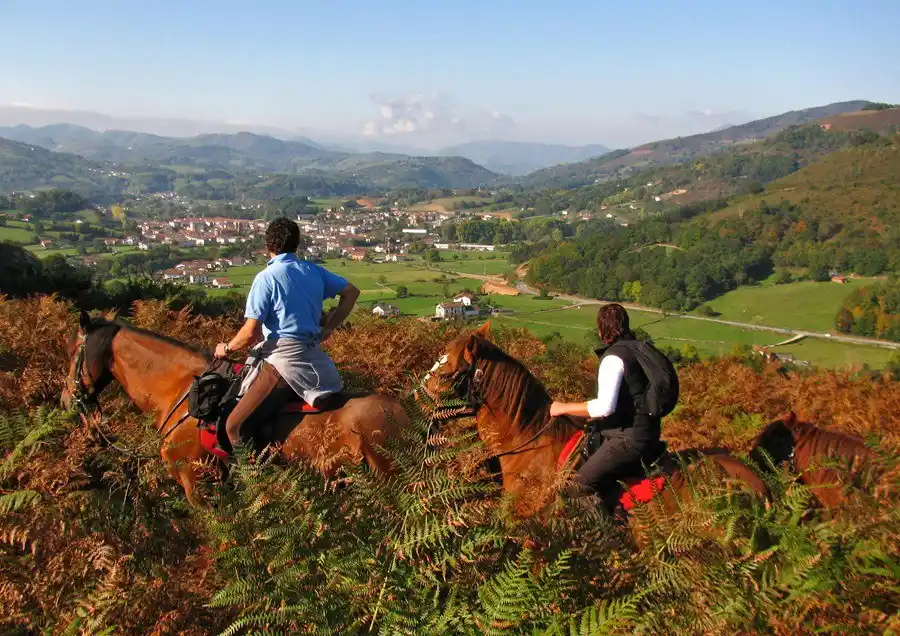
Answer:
[{"left": 188, "top": 360, "right": 244, "bottom": 424}]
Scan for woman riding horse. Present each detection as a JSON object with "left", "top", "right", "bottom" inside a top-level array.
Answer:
[{"left": 422, "top": 322, "right": 769, "bottom": 518}]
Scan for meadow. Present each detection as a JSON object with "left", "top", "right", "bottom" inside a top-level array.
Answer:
[
  {"left": 696, "top": 277, "right": 879, "bottom": 333},
  {"left": 197, "top": 253, "right": 896, "bottom": 370}
]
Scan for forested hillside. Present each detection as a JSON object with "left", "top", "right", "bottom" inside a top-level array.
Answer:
[
  {"left": 525, "top": 135, "right": 900, "bottom": 310},
  {"left": 0, "top": 138, "right": 126, "bottom": 200},
  {"left": 519, "top": 101, "right": 872, "bottom": 189}
]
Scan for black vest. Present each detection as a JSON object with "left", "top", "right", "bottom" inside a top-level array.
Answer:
[{"left": 594, "top": 335, "right": 661, "bottom": 444}]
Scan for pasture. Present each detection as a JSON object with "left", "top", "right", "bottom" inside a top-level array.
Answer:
[
  {"left": 697, "top": 278, "right": 877, "bottom": 333},
  {"left": 190, "top": 252, "right": 896, "bottom": 370},
  {"left": 0, "top": 224, "right": 35, "bottom": 243}
]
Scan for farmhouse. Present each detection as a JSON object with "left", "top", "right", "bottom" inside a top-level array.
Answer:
[
  {"left": 372, "top": 303, "right": 401, "bottom": 318},
  {"left": 453, "top": 292, "right": 477, "bottom": 307},
  {"left": 211, "top": 277, "right": 234, "bottom": 289},
  {"left": 348, "top": 249, "right": 368, "bottom": 262}
]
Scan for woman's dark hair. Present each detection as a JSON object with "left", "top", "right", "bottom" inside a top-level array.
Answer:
[
  {"left": 265, "top": 217, "right": 300, "bottom": 255},
  {"left": 596, "top": 303, "right": 630, "bottom": 344}
]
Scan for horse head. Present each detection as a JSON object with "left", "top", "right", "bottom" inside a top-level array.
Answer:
[
  {"left": 749, "top": 412, "right": 800, "bottom": 471},
  {"left": 61, "top": 310, "right": 117, "bottom": 411},
  {"left": 420, "top": 321, "right": 492, "bottom": 419}
]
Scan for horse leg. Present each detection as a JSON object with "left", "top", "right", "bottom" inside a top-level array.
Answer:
[{"left": 161, "top": 425, "right": 207, "bottom": 506}]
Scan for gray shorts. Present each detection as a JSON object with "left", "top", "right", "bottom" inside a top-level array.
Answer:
[{"left": 243, "top": 339, "right": 343, "bottom": 406}]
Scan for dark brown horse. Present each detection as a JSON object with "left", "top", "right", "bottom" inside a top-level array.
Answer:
[
  {"left": 421, "top": 322, "right": 769, "bottom": 518},
  {"left": 750, "top": 412, "right": 883, "bottom": 508},
  {"left": 61, "top": 311, "right": 408, "bottom": 505}
]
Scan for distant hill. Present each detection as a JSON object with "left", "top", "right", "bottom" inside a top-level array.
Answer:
[
  {"left": 438, "top": 140, "right": 611, "bottom": 175},
  {"left": 818, "top": 107, "right": 900, "bottom": 133},
  {"left": 520, "top": 100, "right": 871, "bottom": 189},
  {"left": 0, "top": 125, "right": 501, "bottom": 194},
  {"left": 0, "top": 137, "right": 126, "bottom": 199},
  {"left": 708, "top": 137, "right": 900, "bottom": 239}
]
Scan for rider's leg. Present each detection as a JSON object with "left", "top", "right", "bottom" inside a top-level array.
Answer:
[
  {"left": 576, "top": 435, "right": 644, "bottom": 510},
  {"left": 296, "top": 344, "right": 343, "bottom": 407},
  {"left": 225, "top": 362, "right": 295, "bottom": 451}
]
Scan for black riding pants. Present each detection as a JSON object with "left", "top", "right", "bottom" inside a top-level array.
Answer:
[{"left": 577, "top": 433, "right": 651, "bottom": 509}]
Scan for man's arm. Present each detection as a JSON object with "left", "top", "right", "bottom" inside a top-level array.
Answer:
[
  {"left": 321, "top": 282, "right": 360, "bottom": 341},
  {"left": 215, "top": 318, "right": 263, "bottom": 358}
]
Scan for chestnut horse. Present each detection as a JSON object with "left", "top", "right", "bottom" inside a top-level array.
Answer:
[
  {"left": 61, "top": 311, "right": 408, "bottom": 505},
  {"left": 421, "top": 323, "right": 769, "bottom": 518},
  {"left": 750, "top": 412, "right": 883, "bottom": 508}
]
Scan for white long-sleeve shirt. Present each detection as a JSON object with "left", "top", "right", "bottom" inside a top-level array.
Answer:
[{"left": 586, "top": 354, "right": 625, "bottom": 419}]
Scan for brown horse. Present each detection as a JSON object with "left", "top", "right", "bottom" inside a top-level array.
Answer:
[
  {"left": 60, "top": 311, "right": 408, "bottom": 505},
  {"left": 750, "top": 412, "right": 882, "bottom": 508},
  {"left": 421, "top": 322, "right": 769, "bottom": 518}
]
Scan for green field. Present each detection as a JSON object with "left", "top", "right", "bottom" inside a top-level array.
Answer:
[
  {"left": 0, "top": 225, "right": 35, "bottom": 243},
  {"left": 179, "top": 253, "right": 897, "bottom": 371},
  {"left": 697, "top": 278, "right": 877, "bottom": 333}
]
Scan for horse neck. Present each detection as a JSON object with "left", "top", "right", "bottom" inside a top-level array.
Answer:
[
  {"left": 108, "top": 328, "right": 208, "bottom": 417},
  {"left": 475, "top": 356, "right": 568, "bottom": 454}
]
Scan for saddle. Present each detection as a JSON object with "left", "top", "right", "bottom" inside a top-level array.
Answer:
[
  {"left": 189, "top": 361, "right": 339, "bottom": 460},
  {"left": 557, "top": 432, "right": 672, "bottom": 511}
]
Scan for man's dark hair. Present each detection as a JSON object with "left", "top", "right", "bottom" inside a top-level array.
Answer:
[
  {"left": 596, "top": 303, "right": 630, "bottom": 344},
  {"left": 265, "top": 217, "right": 300, "bottom": 255}
]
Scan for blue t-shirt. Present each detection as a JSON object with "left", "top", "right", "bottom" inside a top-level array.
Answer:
[{"left": 245, "top": 254, "right": 349, "bottom": 341}]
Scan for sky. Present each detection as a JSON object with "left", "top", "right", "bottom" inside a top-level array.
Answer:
[{"left": 0, "top": 0, "right": 898, "bottom": 148}]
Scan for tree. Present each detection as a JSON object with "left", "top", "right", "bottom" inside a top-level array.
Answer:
[
  {"left": 396, "top": 285, "right": 409, "bottom": 298},
  {"left": 773, "top": 269, "right": 793, "bottom": 285}
]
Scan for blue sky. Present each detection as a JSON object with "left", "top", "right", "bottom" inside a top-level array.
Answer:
[{"left": 0, "top": 0, "right": 897, "bottom": 147}]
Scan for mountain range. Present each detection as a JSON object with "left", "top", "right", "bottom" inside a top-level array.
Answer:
[
  {"left": 519, "top": 100, "right": 873, "bottom": 189},
  {"left": 0, "top": 100, "right": 891, "bottom": 198},
  {"left": 437, "top": 140, "right": 611, "bottom": 175}
]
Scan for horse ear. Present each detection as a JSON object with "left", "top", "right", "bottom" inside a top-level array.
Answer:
[
  {"left": 475, "top": 321, "right": 491, "bottom": 339},
  {"left": 784, "top": 411, "right": 797, "bottom": 427},
  {"left": 79, "top": 310, "right": 91, "bottom": 332}
]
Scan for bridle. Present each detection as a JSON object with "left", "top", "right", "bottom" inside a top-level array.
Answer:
[
  {"left": 66, "top": 332, "right": 192, "bottom": 452},
  {"left": 421, "top": 350, "right": 565, "bottom": 461},
  {"left": 68, "top": 335, "right": 101, "bottom": 412}
]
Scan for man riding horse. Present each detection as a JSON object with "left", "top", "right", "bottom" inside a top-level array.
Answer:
[
  {"left": 214, "top": 217, "right": 361, "bottom": 454},
  {"left": 550, "top": 304, "right": 675, "bottom": 509}
]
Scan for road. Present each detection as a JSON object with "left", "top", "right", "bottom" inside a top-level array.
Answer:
[
  {"left": 417, "top": 266, "right": 900, "bottom": 351},
  {"left": 509, "top": 282, "right": 900, "bottom": 351}
]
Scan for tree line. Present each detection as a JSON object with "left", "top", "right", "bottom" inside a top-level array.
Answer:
[{"left": 835, "top": 279, "right": 900, "bottom": 342}]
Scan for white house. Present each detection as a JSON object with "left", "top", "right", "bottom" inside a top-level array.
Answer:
[
  {"left": 433, "top": 242, "right": 451, "bottom": 250},
  {"left": 453, "top": 292, "right": 477, "bottom": 307},
  {"left": 187, "top": 272, "right": 210, "bottom": 285},
  {"left": 372, "top": 303, "right": 401, "bottom": 318},
  {"left": 458, "top": 243, "right": 495, "bottom": 252},
  {"left": 211, "top": 277, "right": 234, "bottom": 289},
  {"left": 435, "top": 302, "right": 465, "bottom": 320}
]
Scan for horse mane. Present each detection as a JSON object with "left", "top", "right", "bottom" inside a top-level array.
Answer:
[
  {"left": 474, "top": 336, "right": 576, "bottom": 442},
  {"left": 84, "top": 316, "right": 211, "bottom": 366}
]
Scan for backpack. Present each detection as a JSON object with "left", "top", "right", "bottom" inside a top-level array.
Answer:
[
  {"left": 610, "top": 339, "right": 679, "bottom": 418},
  {"left": 188, "top": 361, "right": 243, "bottom": 422}
]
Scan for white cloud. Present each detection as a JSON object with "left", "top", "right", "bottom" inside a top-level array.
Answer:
[{"left": 362, "top": 91, "right": 515, "bottom": 142}]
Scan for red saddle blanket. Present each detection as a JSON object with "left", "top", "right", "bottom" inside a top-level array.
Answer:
[{"left": 556, "top": 430, "right": 668, "bottom": 511}]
